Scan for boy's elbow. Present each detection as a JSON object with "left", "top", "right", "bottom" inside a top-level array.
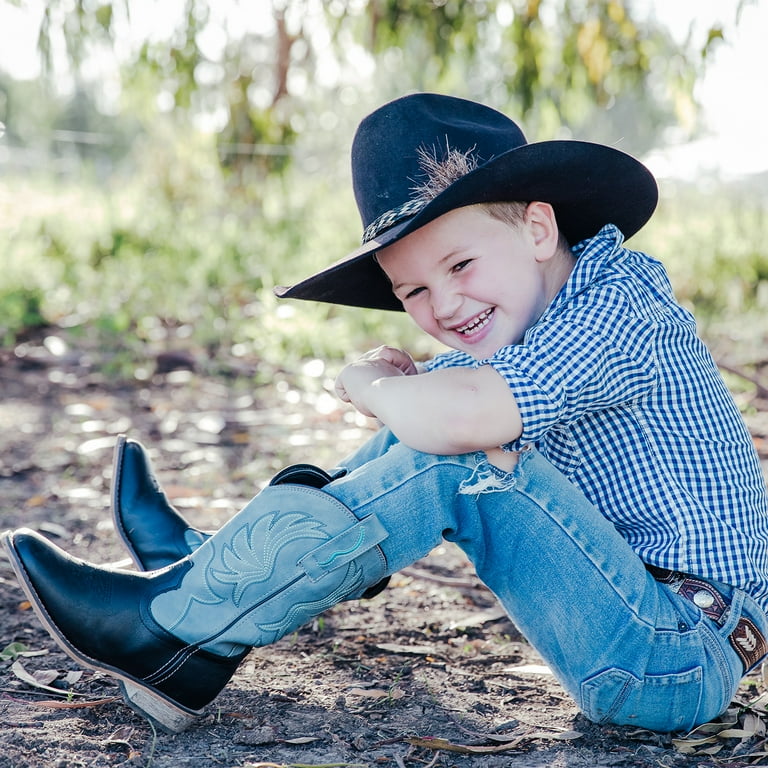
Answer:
[
  {"left": 396, "top": 414, "right": 482, "bottom": 455},
  {"left": 439, "top": 392, "right": 521, "bottom": 454}
]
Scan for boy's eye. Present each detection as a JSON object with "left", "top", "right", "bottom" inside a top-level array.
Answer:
[
  {"left": 452, "top": 259, "right": 472, "bottom": 272},
  {"left": 404, "top": 286, "right": 425, "bottom": 300}
]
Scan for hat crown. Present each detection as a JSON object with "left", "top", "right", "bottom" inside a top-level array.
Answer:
[{"left": 351, "top": 93, "right": 527, "bottom": 230}]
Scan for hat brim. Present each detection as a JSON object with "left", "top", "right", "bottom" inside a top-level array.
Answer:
[{"left": 275, "top": 140, "right": 658, "bottom": 311}]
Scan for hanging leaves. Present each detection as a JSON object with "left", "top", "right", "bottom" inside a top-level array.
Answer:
[{"left": 21, "top": 0, "right": 726, "bottom": 172}]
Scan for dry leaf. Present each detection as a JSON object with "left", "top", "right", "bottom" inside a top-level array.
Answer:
[
  {"left": 672, "top": 735, "right": 719, "bottom": 754},
  {"left": 447, "top": 608, "right": 508, "bottom": 629},
  {"left": 716, "top": 728, "right": 760, "bottom": 738},
  {"left": 243, "top": 763, "right": 367, "bottom": 768},
  {"left": 526, "top": 730, "right": 584, "bottom": 741},
  {"left": 672, "top": 700, "right": 766, "bottom": 756},
  {"left": 346, "top": 687, "right": 405, "bottom": 700},
  {"left": 503, "top": 664, "right": 553, "bottom": 676},
  {"left": 33, "top": 697, "right": 118, "bottom": 710},
  {"left": 746, "top": 691, "right": 768, "bottom": 713},
  {"left": 406, "top": 730, "right": 581, "bottom": 754},
  {"left": 11, "top": 660, "right": 88, "bottom": 697},
  {"left": 743, "top": 711, "right": 766, "bottom": 737},
  {"left": 105, "top": 725, "right": 134, "bottom": 744},
  {"left": 37, "top": 521, "right": 69, "bottom": 538},
  {"left": 406, "top": 736, "right": 524, "bottom": 754},
  {"left": 30, "top": 669, "right": 59, "bottom": 686},
  {"left": 375, "top": 643, "right": 437, "bottom": 656}
]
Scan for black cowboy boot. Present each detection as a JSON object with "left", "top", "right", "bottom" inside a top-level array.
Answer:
[
  {"left": 111, "top": 435, "right": 209, "bottom": 571},
  {"left": 3, "top": 478, "right": 391, "bottom": 733}
]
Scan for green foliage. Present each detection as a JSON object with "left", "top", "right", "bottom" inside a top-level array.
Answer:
[
  {"left": 0, "top": 0, "right": 764, "bottom": 378},
  {"left": 8, "top": 0, "right": 719, "bottom": 179},
  {"left": 0, "top": 124, "right": 433, "bottom": 375},
  {"left": 0, "top": 287, "right": 47, "bottom": 344},
  {"left": 1, "top": 133, "right": 767, "bottom": 381},
  {"left": 0, "top": 642, "right": 29, "bottom": 662}
]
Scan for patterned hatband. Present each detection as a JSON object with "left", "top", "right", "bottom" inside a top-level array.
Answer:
[{"left": 361, "top": 198, "right": 429, "bottom": 244}]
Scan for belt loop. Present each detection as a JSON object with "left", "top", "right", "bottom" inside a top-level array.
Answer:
[{"left": 720, "top": 589, "right": 745, "bottom": 636}]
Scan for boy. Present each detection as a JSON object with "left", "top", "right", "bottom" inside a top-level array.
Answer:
[{"left": 4, "top": 93, "right": 768, "bottom": 735}]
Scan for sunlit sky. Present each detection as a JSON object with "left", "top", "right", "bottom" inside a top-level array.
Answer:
[
  {"left": 639, "top": 0, "right": 768, "bottom": 180},
  {"left": 0, "top": 0, "right": 765, "bottom": 180}
]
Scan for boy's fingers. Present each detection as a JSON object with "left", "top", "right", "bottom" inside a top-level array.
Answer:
[{"left": 371, "top": 346, "right": 417, "bottom": 374}]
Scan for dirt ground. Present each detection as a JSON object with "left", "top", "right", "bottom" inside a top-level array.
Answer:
[{"left": 3, "top": 332, "right": 768, "bottom": 768}]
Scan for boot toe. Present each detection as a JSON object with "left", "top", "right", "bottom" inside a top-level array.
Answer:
[{"left": 2, "top": 528, "right": 242, "bottom": 733}]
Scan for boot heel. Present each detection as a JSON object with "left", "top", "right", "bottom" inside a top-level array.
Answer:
[{"left": 119, "top": 680, "right": 202, "bottom": 733}]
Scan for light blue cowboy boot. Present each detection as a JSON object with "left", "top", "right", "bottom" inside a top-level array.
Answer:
[{"left": 3, "top": 444, "right": 483, "bottom": 732}]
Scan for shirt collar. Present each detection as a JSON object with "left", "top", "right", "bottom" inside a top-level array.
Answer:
[{"left": 548, "top": 223, "right": 625, "bottom": 312}]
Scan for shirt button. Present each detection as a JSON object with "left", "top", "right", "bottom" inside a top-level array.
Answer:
[{"left": 693, "top": 590, "right": 715, "bottom": 609}]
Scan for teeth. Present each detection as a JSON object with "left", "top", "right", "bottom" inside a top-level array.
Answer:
[{"left": 456, "top": 309, "right": 492, "bottom": 334}]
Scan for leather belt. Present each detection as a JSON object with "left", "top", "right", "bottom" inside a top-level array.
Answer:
[{"left": 648, "top": 566, "right": 767, "bottom": 672}]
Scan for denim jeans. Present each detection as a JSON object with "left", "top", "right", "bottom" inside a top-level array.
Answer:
[{"left": 327, "top": 430, "right": 766, "bottom": 732}]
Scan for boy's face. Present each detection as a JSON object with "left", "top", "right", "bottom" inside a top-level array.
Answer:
[{"left": 377, "top": 203, "right": 571, "bottom": 360}]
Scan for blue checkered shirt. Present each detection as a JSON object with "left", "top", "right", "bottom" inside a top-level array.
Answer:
[{"left": 425, "top": 224, "right": 768, "bottom": 609}]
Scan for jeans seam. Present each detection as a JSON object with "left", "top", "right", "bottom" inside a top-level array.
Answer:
[
  {"left": 334, "top": 453, "right": 476, "bottom": 512},
  {"left": 698, "top": 616, "right": 739, "bottom": 714}
]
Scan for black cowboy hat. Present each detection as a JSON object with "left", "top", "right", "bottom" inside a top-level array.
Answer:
[{"left": 275, "top": 93, "right": 658, "bottom": 312}]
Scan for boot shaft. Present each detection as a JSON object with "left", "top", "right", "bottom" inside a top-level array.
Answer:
[{"left": 150, "top": 484, "right": 389, "bottom": 653}]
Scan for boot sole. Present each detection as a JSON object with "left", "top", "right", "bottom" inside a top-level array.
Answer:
[{"left": 2, "top": 533, "right": 202, "bottom": 733}]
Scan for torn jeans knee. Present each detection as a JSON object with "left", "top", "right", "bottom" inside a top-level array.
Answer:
[{"left": 459, "top": 447, "right": 532, "bottom": 495}]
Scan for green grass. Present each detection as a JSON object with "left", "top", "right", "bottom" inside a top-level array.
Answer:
[
  {"left": 1, "top": 163, "right": 767, "bottom": 379},
  {"left": 638, "top": 181, "right": 768, "bottom": 316}
]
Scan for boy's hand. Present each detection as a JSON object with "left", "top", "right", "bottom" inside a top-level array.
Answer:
[
  {"left": 335, "top": 346, "right": 418, "bottom": 417},
  {"left": 361, "top": 345, "right": 419, "bottom": 376}
]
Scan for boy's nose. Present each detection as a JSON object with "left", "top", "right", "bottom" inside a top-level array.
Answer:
[{"left": 432, "top": 290, "right": 461, "bottom": 321}]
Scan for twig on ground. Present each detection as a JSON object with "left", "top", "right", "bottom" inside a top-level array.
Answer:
[{"left": 399, "top": 567, "right": 480, "bottom": 589}]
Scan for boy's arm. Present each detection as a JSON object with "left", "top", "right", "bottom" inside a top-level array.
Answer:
[{"left": 336, "top": 353, "right": 522, "bottom": 454}]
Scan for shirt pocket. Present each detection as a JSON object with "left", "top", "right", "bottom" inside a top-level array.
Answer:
[{"left": 540, "top": 425, "right": 583, "bottom": 478}]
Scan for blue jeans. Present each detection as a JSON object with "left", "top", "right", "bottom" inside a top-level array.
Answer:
[{"left": 327, "top": 430, "right": 766, "bottom": 732}]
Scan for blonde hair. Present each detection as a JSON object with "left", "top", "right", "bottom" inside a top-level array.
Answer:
[{"left": 413, "top": 145, "right": 570, "bottom": 250}]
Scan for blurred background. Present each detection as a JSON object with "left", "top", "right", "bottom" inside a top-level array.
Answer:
[{"left": 1, "top": 0, "right": 766, "bottom": 383}]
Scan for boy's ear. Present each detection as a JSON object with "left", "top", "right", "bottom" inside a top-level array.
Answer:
[{"left": 525, "top": 201, "right": 560, "bottom": 261}]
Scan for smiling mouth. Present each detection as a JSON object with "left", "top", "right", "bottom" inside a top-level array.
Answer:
[{"left": 455, "top": 308, "right": 494, "bottom": 336}]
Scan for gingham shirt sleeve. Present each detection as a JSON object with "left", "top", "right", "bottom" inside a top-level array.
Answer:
[{"left": 481, "top": 291, "right": 658, "bottom": 445}]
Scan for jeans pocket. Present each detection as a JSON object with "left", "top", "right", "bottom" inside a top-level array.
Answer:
[{"left": 580, "top": 665, "right": 703, "bottom": 732}]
